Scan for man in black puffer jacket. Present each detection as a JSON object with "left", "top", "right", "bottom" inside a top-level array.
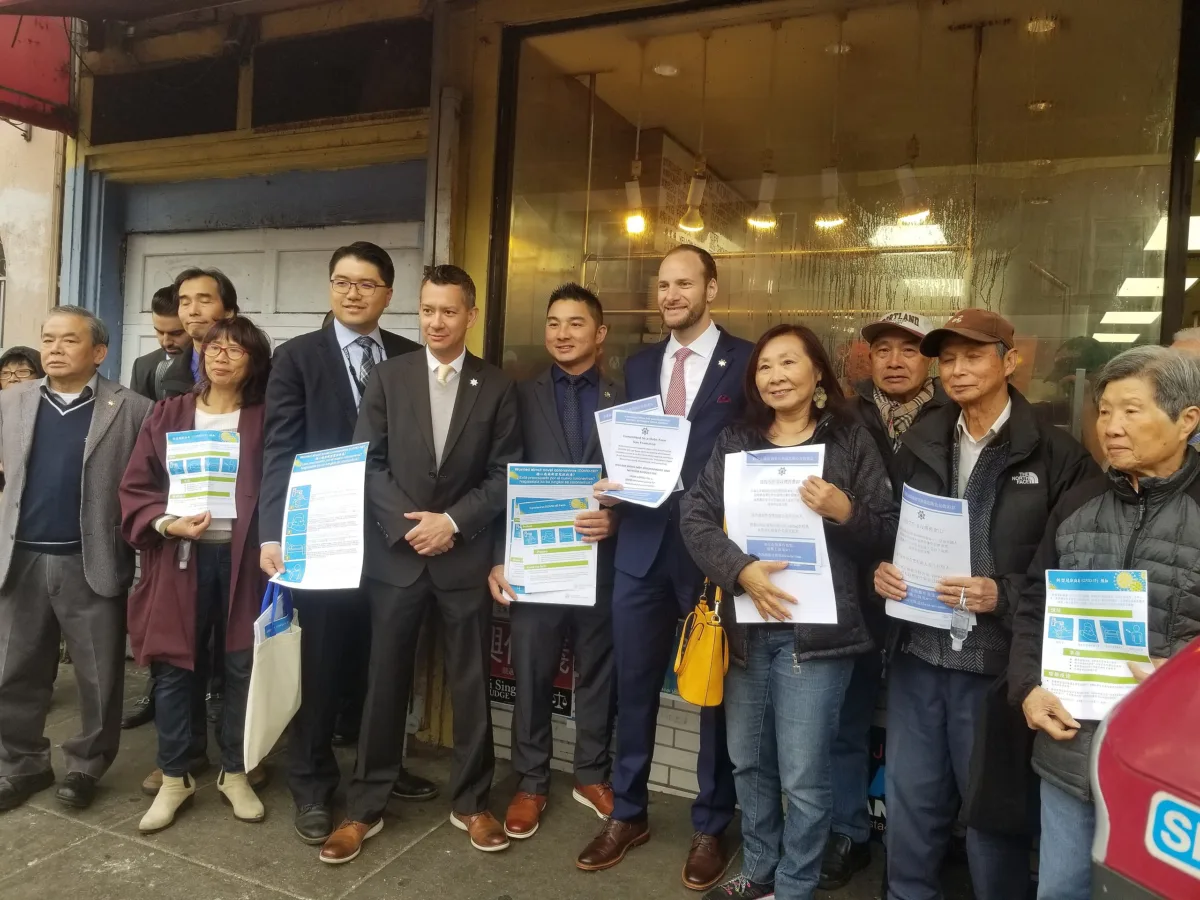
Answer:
[
  {"left": 1009, "top": 345, "right": 1200, "bottom": 900},
  {"left": 873, "top": 310, "right": 1097, "bottom": 900}
]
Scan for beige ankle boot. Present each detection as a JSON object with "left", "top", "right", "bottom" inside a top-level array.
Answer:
[
  {"left": 218, "top": 770, "right": 265, "bottom": 823},
  {"left": 139, "top": 773, "right": 195, "bottom": 833}
]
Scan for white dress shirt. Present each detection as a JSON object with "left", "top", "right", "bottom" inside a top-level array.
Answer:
[
  {"left": 659, "top": 320, "right": 720, "bottom": 417},
  {"left": 425, "top": 345, "right": 466, "bottom": 381},
  {"left": 334, "top": 318, "right": 386, "bottom": 406},
  {"left": 956, "top": 399, "right": 1012, "bottom": 497}
]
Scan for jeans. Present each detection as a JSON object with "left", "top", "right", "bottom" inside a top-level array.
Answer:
[
  {"left": 830, "top": 648, "right": 883, "bottom": 843},
  {"left": 726, "top": 628, "right": 853, "bottom": 900},
  {"left": 1037, "top": 781, "right": 1094, "bottom": 900},
  {"left": 153, "top": 544, "right": 251, "bottom": 776},
  {"left": 885, "top": 652, "right": 1032, "bottom": 900}
]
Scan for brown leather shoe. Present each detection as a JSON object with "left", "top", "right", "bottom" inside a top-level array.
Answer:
[
  {"left": 576, "top": 818, "right": 650, "bottom": 871},
  {"left": 318, "top": 819, "right": 383, "bottom": 864},
  {"left": 503, "top": 792, "right": 547, "bottom": 839},
  {"left": 572, "top": 782, "right": 614, "bottom": 819},
  {"left": 450, "top": 811, "right": 510, "bottom": 852},
  {"left": 247, "top": 764, "right": 269, "bottom": 791},
  {"left": 682, "top": 832, "right": 731, "bottom": 891}
]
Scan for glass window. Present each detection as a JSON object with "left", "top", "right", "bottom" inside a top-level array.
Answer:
[{"left": 497, "top": 0, "right": 1182, "bottom": 454}]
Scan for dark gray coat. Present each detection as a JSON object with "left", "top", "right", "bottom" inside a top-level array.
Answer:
[
  {"left": 1009, "top": 450, "right": 1200, "bottom": 802},
  {"left": 679, "top": 415, "right": 898, "bottom": 665}
]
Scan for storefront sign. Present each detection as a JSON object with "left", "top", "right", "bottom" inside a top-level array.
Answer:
[{"left": 488, "top": 616, "right": 574, "bottom": 718}]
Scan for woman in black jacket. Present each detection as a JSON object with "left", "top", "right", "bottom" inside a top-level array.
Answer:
[{"left": 680, "top": 324, "right": 897, "bottom": 900}]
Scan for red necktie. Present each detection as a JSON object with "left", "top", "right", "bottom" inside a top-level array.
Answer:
[{"left": 665, "top": 347, "right": 693, "bottom": 416}]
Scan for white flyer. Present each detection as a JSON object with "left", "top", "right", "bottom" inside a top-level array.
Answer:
[
  {"left": 505, "top": 464, "right": 602, "bottom": 607},
  {"left": 594, "top": 396, "right": 663, "bottom": 474},
  {"left": 598, "top": 409, "right": 691, "bottom": 508},
  {"left": 271, "top": 443, "right": 367, "bottom": 591},
  {"left": 887, "top": 484, "right": 976, "bottom": 630},
  {"left": 1041, "top": 570, "right": 1151, "bottom": 721},
  {"left": 724, "top": 447, "right": 838, "bottom": 625},
  {"left": 165, "top": 429, "right": 240, "bottom": 518}
]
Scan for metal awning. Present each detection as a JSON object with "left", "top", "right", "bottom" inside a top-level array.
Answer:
[
  {"left": 0, "top": 15, "right": 74, "bottom": 133},
  {"left": 0, "top": 1, "right": 225, "bottom": 16}
]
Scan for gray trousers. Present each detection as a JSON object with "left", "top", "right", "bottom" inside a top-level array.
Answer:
[{"left": 0, "top": 549, "right": 126, "bottom": 778}]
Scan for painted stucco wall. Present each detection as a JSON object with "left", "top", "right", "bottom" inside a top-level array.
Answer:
[{"left": 0, "top": 125, "right": 62, "bottom": 349}]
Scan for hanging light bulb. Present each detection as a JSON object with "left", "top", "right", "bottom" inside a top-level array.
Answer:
[
  {"left": 748, "top": 170, "right": 777, "bottom": 230},
  {"left": 679, "top": 166, "right": 707, "bottom": 233},
  {"left": 814, "top": 165, "right": 845, "bottom": 229},
  {"left": 625, "top": 165, "right": 646, "bottom": 235},
  {"left": 895, "top": 161, "right": 930, "bottom": 224}
]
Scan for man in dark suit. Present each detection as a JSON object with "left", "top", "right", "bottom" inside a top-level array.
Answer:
[
  {"left": 259, "top": 242, "right": 433, "bottom": 845},
  {"left": 487, "top": 283, "right": 623, "bottom": 841},
  {"left": 319, "top": 264, "right": 521, "bottom": 864},
  {"left": 576, "top": 245, "right": 752, "bottom": 891},
  {"left": 156, "top": 267, "right": 239, "bottom": 400},
  {"left": 128, "top": 285, "right": 190, "bottom": 404}
]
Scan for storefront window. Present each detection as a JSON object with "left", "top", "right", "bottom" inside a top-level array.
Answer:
[
  {"left": 1182, "top": 137, "right": 1200, "bottom": 332},
  {"left": 497, "top": 0, "right": 1183, "bottom": 444}
]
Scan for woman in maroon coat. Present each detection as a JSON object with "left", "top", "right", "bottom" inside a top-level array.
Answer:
[{"left": 120, "top": 316, "right": 271, "bottom": 833}]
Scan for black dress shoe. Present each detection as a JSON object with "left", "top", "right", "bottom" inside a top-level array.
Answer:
[
  {"left": 391, "top": 769, "right": 438, "bottom": 801},
  {"left": 0, "top": 771, "right": 55, "bottom": 812},
  {"left": 295, "top": 804, "right": 333, "bottom": 844},
  {"left": 819, "top": 833, "right": 872, "bottom": 890},
  {"left": 56, "top": 772, "right": 98, "bottom": 809},
  {"left": 121, "top": 695, "right": 155, "bottom": 730}
]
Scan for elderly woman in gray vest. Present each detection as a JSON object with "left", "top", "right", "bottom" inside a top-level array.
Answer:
[{"left": 1008, "top": 345, "right": 1200, "bottom": 900}]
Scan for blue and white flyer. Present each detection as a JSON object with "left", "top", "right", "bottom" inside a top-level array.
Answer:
[
  {"left": 887, "top": 484, "right": 976, "bottom": 631},
  {"left": 271, "top": 443, "right": 368, "bottom": 591},
  {"left": 165, "top": 429, "right": 240, "bottom": 518}
]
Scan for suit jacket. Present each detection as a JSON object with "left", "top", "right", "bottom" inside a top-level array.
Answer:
[
  {"left": 0, "top": 376, "right": 154, "bottom": 597},
  {"left": 353, "top": 350, "right": 522, "bottom": 590},
  {"left": 614, "top": 325, "right": 753, "bottom": 580},
  {"left": 260, "top": 324, "right": 420, "bottom": 544},
  {"left": 495, "top": 366, "right": 625, "bottom": 585},
  {"left": 158, "top": 344, "right": 197, "bottom": 400},
  {"left": 130, "top": 347, "right": 176, "bottom": 402},
  {"left": 120, "top": 395, "right": 266, "bottom": 669}
]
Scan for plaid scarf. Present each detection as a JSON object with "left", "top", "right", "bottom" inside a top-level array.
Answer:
[{"left": 873, "top": 378, "right": 935, "bottom": 450}]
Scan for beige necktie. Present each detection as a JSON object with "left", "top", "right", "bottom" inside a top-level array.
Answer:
[{"left": 436, "top": 363, "right": 454, "bottom": 385}]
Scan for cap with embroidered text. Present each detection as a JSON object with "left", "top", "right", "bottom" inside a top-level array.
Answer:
[
  {"left": 920, "top": 308, "right": 1016, "bottom": 357},
  {"left": 861, "top": 311, "right": 933, "bottom": 344}
]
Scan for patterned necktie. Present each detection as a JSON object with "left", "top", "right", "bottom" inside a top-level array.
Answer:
[
  {"left": 154, "top": 356, "right": 173, "bottom": 400},
  {"left": 562, "top": 373, "right": 585, "bottom": 463},
  {"left": 437, "top": 363, "right": 454, "bottom": 385},
  {"left": 664, "top": 346, "right": 693, "bottom": 416},
  {"left": 354, "top": 336, "right": 377, "bottom": 396}
]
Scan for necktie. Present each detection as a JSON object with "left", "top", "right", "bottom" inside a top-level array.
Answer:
[
  {"left": 354, "top": 336, "right": 377, "bottom": 396},
  {"left": 664, "top": 346, "right": 693, "bottom": 416},
  {"left": 154, "top": 356, "right": 172, "bottom": 400},
  {"left": 562, "top": 374, "right": 584, "bottom": 463},
  {"left": 437, "top": 363, "right": 454, "bottom": 385}
]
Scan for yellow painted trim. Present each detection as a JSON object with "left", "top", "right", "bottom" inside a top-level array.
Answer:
[
  {"left": 86, "top": 111, "right": 428, "bottom": 184},
  {"left": 260, "top": 0, "right": 424, "bottom": 41}
]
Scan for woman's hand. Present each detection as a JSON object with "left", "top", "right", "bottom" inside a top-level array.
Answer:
[
  {"left": 800, "top": 476, "right": 852, "bottom": 524},
  {"left": 1021, "top": 686, "right": 1080, "bottom": 741},
  {"left": 874, "top": 562, "right": 908, "bottom": 601},
  {"left": 165, "top": 512, "right": 211, "bottom": 540},
  {"left": 1128, "top": 657, "right": 1168, "bottom": 683},
  {"left": 737, "top": 560, "right": 796, "bottom": 623}
]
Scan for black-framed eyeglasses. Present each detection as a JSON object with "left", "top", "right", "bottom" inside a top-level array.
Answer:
[
  {"left": 0, "top": 369, "right": 36, "bottom": 382},
  {"left": 330, "top": 278, "right": 384, "bottom": 297},
  {"left": 203, "top": 343, "right": 247, "bottom": 361}
]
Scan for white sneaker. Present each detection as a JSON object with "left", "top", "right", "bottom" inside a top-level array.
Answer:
[
  {"left": 139, "top": 773, "right": 195, "bottom": 833},
  {"left": 217, "top": 770, "right": 265, "bottom": 823}
]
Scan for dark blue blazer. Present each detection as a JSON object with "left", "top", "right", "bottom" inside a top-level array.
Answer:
[{"left": 613, "top": 325, "right": 753, "bottom": 579}]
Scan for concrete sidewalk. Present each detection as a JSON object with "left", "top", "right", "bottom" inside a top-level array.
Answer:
[{"left": 0, "top": 662, "right": 960, "bottom": 900}]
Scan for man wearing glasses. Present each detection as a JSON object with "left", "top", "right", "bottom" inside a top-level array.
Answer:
[{"left": 260, "top": 241, "right": 433, "bottom": 847}]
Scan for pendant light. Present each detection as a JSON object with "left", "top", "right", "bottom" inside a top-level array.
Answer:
[
  {"left": 747, "top": 22, "right": 781, "bottom": 231},
  {"left": 625, "top": 41, "right": 648, "bottom": 236},
  {"left": 814, "top": 14, "right": 847, "bottom": 230},
  {"left": 679, "top": 32, "right": 710, "bottom": 234}
]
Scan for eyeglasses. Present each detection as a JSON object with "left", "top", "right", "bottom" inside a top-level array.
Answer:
[
  {"left": 0, "top": 369, "right": 35, "bottom": 383},
  {"left": 203, "top": 344, "right": 247, "bottom": 361},
  {"left": 330, "top": 278, "right": 384, "bottom": 297}
]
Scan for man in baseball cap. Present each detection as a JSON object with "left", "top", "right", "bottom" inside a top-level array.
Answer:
[{"left": 873, "top": 307, "right": 1097, "bottom": 900}]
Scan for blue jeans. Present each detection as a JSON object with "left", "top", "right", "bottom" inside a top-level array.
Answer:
[
  {"left": 885, "top": 652, "right": 1031, "bottom": 900},
  {"left": 830, "top": 648, "right": 883, "bottom": 843},
  {"left": 1038, "top": 781, "right": 1094, "bottom": 900},
  {"left": 726, "top": 629, "right": 853, "bottom": 900}
]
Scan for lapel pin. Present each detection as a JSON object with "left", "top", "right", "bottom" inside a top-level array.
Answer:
[
  {"left": 717, "top": 359, "right": 727, "bottom": 367},
  {"left": 107, "top": 400, "right": 114, "bottom": 406},
  {"left": 603, "top": 391, "right": 612, "bottom": 399},
  {"left": 470, "top": 378, "right": 479, "bottom": 387}
]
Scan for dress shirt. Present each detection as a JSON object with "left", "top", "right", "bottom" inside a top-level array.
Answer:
[
  {"left": 333, "top": 318, "right": 386, "bottom": 405},
  {"left": 426, "top": 345, "right": 467, "bottom": 534},
  {"left": 190, "top": 346, "right": 201, "bottom": 383},
  {"left": 552, "top": 364, "right": 600, "bottom": 449},
  {"left": 956, "top": 398, "right": 1012, "bottom": 497},
  {"left": 44, "top": 373, "right": 100, "bottom": 408},
  {"left": 659, "top": 320, "right": 720, "bottom": 417}
]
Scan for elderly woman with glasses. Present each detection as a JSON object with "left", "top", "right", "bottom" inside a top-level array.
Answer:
[
  {"left": 1008, "top": 345, "right": 1200, "bottom": 900},
  {"left": 120, "top": 316, "right": 273, "bottom": 834},
  {"left": 0, "top": 346, "right": 44, "bottom": 389}
]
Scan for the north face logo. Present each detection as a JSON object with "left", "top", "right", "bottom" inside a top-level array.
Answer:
[{"left": 1012, "top": 472, "right": 1039, "bottom": 485}]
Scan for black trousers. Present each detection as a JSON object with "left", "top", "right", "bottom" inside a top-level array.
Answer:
[
  {"left": 286, "top": 586, "right": 371, "bottom": 808},
  {"left": 509, "top": 581, "right": 615, "bottom": 795},
  {"left": 347, "top": 572, "right": 493, "bottom": 822}
]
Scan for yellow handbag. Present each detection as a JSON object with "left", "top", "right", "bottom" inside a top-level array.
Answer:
[{"left": 673, "top": 580, "right": 730, "bottom": 707}]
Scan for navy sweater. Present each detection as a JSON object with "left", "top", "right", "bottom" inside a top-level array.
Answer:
[{"left": 16, "top": 390, "right": 94, "bottom": 550}]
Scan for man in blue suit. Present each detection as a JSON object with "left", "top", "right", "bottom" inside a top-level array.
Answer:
[{"left": 576, "top": 244, "right": 752, "bottom": 891}]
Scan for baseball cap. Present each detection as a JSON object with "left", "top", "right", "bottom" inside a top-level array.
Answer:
[
  {"left": 920, "top": 308, "right": 1016, "bottom": 357},
  {"left": 861, "top": 311, "right": 933, "bottom": 344}
]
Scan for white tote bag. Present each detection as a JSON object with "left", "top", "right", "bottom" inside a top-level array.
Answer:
[{"left": 243, "top": 584, "right": 302, "bottom": 773}]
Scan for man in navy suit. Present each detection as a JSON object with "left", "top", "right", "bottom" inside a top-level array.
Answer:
[{"left": 576, "top": 244, "right": 752, "bottom": 891}]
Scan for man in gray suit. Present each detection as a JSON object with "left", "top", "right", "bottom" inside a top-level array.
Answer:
[{"left": 0, "top": 307, "right": 153, "bottom": 812}]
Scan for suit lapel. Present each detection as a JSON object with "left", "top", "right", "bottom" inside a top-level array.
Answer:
[
  {"left": 583, "top": 374, "right": 618, "bottom": 463},
  {"left": 535, "top": 368, "right": 571, "bottom": 461},
  {"left": 440, "top": 353, "right": 484, "bottom": 463},
  {"left": 17, "top": 384, "right": 41, "bottom": 474},
  {"left": 688, "top": 327, "right": 737, "bottom": 422},
  {"left": 320, "top": 326, "right": 359, "bottom": 430},
  {"left": 404, "top": 353, "right": 437, "bottom": 461},
  {"left": 84, "top": 378, "right": 121, "bottom": 463}
]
